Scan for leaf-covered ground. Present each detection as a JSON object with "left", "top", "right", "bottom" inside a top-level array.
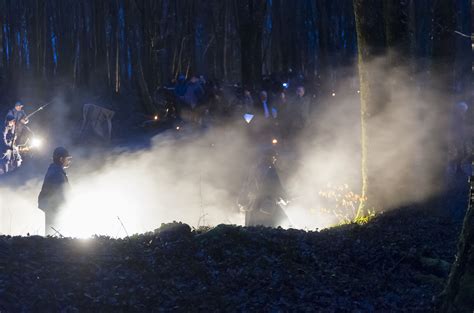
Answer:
[{"left": 0, "top": 204, "right": 465, "bottom": 312}]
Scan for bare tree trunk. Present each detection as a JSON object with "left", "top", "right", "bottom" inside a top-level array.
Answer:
[
  {"left": 236, "top": 0, "right": 266, "bottom": 88},
  {"left": 42, "top": 0, "right": 48, "bottom": 79},
  {"left": 439, "top": 176, "right": 474, "bottom": 312},
  {"left": 129, "top": 0, "right": 156, "bottom": 114},
  {"left": 353, "top": 0, "right": 387, "bottom": 216},
  {"left": 429, "top": 0, "right": 456, "bottom": 190},
  {"left": 384, "top": 0, "right": 410, "bottom": 62},
  {"left": 316, "top": 0, "right": 330, "bottom": 82},
  {"left": 223, "top": 1, "right": 229, "bottom": 79},
  {"left": 115, "top": 14, "right": 120, "bottom": 94},
  {"left": 437, "top": 1, "right": 472, "bottom": 310}
]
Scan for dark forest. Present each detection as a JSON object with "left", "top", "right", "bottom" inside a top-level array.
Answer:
[
  {"left": 0, "top": 1, "right": 473, "bottom": 312},
  {"left": 0, "top": 1, "right": 471, "bottom": 110}
]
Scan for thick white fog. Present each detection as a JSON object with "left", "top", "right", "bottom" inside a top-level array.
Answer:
[{"left": 0, "top": 60, "right": 451, "bottom": 237}]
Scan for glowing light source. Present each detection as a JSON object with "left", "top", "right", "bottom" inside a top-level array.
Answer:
[
  {"left": 272, "top": 138, "right": 278, "bottom": 145},
  {"left": 154, "top": 115, "right": 158, "bottom": 121},
  {"left": 176, "top": 126, "right": 180, "bottom": 131},
  {"left": 356, "top": 90, "right": 360, "bottom": 94},
  {"left": 243, "top": 114, "right": 254, "bottom": 124},
  {"left": 31, "top": 138, "right": 43, "bottom": 148},
  {"left": 331, "top": 92, "right": 336, "bottom": 97}
]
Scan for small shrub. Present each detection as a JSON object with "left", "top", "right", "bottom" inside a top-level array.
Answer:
[{"left": 319, "top": 183, "right": 374, "bottom": 225}]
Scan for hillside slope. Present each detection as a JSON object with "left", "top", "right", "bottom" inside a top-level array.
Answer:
[{"left": 0, "top": 206, "right": 463, "bottom": 312}]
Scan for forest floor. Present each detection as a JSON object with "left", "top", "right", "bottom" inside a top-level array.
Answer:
[{"left": 0, "top": 183, "right": 467, "bottom": 312}]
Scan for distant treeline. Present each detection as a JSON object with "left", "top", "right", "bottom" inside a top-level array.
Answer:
[{"left": 0, "top": 0, "right": 470, "bottom": 112}]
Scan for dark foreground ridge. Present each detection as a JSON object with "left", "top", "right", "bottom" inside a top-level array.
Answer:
[{"left": 0, "top": 207, "right": 463, "bottom": 312}]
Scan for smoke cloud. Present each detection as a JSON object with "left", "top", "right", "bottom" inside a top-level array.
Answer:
[{"left": 0, "top": 57, "right": 453, "bottom": 237}]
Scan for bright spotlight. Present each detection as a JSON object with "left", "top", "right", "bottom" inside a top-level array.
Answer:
[
  {"left": 272, "top": 138, "right": 278, "bottom": 145},
  {"left": 331, "top": 92, "right": 336, "bottom": 97},
  {"left": 154, "top": 115, "right": 159, "bottom": 121},
  {"left": 31, "top": 138, "right": 43, "bottom": 148}
]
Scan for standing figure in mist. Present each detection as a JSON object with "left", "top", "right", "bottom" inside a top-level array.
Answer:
[
  {"left": 38, "top": 147, "right": 72, "bottom": 236},
  {"left": 1, "top": 114, "right": 22, "bottom": 174},
  {"left": 238, "top": 149, "right": 290, "bottom": 227}
]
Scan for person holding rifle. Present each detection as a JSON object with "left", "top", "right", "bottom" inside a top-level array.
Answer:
[
  {"left": 6, "top": 101, "right": 29, "bottom": 125},
  {"left": 5, "top": 101, "right": 30, "bottom": 145}
]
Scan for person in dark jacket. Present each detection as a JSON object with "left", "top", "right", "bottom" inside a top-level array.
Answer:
[
  {"left": 291, "top": 86, "right": 310, "bottom": 129},
  {"left": 6, "top": 101, "right": 30, "bottom": 145},
  {"left": 238, "top": 149, "right": 290, "bottom": 227},
  {"left": 38, "top": 147, "right": 72, "bottom": 235},
  {"left": 6, "top": 101, "right": 28, "bottom": 126},
  {"left": 255, "top": 90, "right": 277, "bottom": 119}
]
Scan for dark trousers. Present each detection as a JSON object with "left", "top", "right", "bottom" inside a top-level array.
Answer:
[{"left": 44, "top": 209, "right": 59, "bottom": 236}]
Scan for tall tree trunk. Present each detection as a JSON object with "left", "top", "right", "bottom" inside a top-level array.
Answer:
[
  {"left": 115, "top": 37, "right": 120, "bottom": 92},
  {"left": 429, "top": 0, "right": 457, "bottom": 190},
  {"left": 130, "top": 0, "right": 156, "bottom": 114},
  {"left": 194, "top": 0, "right": 206, "bottom": 75},
  {"left": 384, "top": 0, "right": 410, "bottom": 64},
  {"left": 438, "top": 3, "right": 473, "bottom": 309},
  {"left": 316, "top": 1, "right": 329, "bottom": 75},
  {"left": 236, "top": 0, "right": 265, "bottom": 88},
  {"left": 354, "top": 0, "right": 387, "bottom": 216},
  {"left": 453, "top": 0, "right": 472, "bottom": 96},
  {"left": 0, "top": 10, "right": 3, "bottom": 73},
  {"left": 439, "top": 176, "right": 474, "bottom": 312}
]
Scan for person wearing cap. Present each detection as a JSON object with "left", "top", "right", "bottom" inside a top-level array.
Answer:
[
  {"left": 1, "top": 114, "right": 22, "bottom": 173},
  {"left": 6, "top": 101, "right": 29, "bottom": 145},
  {"left": 6, "top": 101, "right": 29, "bottom": 126},
  {"left": 38, "top": 147, "right": 72, "bottom": 235}
]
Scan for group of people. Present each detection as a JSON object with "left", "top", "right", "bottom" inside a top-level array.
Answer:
[
  {"left": 0, "top": 91, "right": 298, "bottom": 234},
  {"left": 236, "top": 85, "right": 311, "bottom": 144},
  {"left": 169, "top": 74, "right": 313, "bottom": 146},
  {"left": 168, "top": 76, "right": 313, "bottom": 227},
  {"left": 4, "top": 80, "right": 473, "bottom": 234},
  {"left": 1, "top": 101, "right": 30, "bottom": 174},
  {"left": 37, "top": 146, "right": 289, "bottom": 233},
  {"left": 36, "top": 146, "right": 288, "bottom": 235}
]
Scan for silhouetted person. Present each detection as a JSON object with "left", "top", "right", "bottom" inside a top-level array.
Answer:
[
  {"left": 291, "top": 86, "right": 310, "bottom": 128},
  {"left": 233, "top": 88, "right": 255, "bottom": 120},
  {"left": 6, "top": 101, "right": 30, "bottom": 145},
  {"left": 38, "top": 147, "right": 72, "bottom": 236},
  {"left": 280, "top": 86, "right": 310, "bottom": 141},
  {"left": 6, "top": 101, "right": 28, "bottom": 127},
  {"left": 184, "top": 76, "right": 205, "bottom": 110},
  {"left": 1, "top": 114, "right": 22, "bottom": 174},
  {"left": 173, "top": 74, "right": 188, "bottom": 120},
  {"left": 238, "top": 149, "right": 289, "bottom": 227},
  {"left": 256, "top": 90, "right": 277, "bottom": 119},
  {"left": 241, "top": 89, "right": 255, "bottom": 113},
  {"left": 174, "top": 74, "right": 188, "bottom": 99}
]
